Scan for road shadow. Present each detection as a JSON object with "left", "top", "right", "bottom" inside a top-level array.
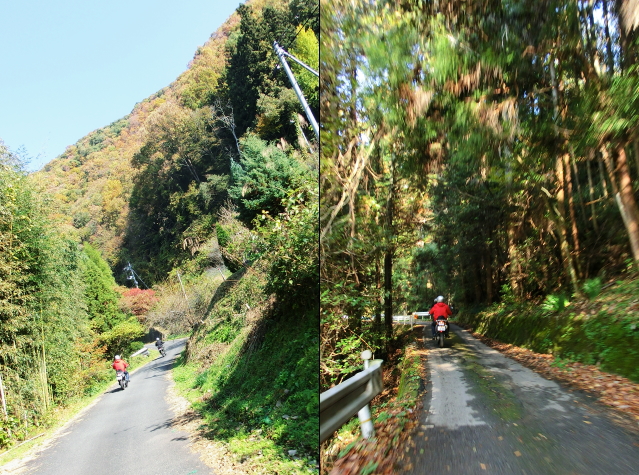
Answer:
[{"left": 106, "top": 387, "right": 125, "bottom": 394}]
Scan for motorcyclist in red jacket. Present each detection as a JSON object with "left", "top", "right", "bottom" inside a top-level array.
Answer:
[
  {"left": 112, "top": 355, "right": 130, "bottom": 382},
  {"left": 430, "top": 296, "right": 452, "bottom": 339}
]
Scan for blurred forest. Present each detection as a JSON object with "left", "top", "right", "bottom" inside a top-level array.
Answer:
[
  {"left": 320, "top": 0, "right": 639, "bottom": 387},
  {"left": 1, "top": 0, "right": 318, "bottom": 453}
]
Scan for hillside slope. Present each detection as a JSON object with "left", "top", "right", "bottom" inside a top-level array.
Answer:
[
  {"left": 33, "top": 7, "right": 241, "bottom": 268},
  {"left": 35, "top": 0, "right": 318, "bottom": 285},
  {"left": 25, "top": 0, "right": 319, "bottom": 469}
]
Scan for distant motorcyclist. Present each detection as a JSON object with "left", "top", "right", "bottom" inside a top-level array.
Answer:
[
  {"left": 155, "top": 337, "right": 164, "bottom": 349},
  {"left": 430, "top": 296, "right": 453, "bottom": 339},
  {"left": 112, "top": 355, "right": 130, "bottom": 381}
]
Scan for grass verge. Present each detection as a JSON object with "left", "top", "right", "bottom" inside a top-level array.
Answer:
[
  {"left": 172, "top": 275, "right": 319, "bottom": 475},
  {"left": 321, "top": 325, "right": 427, "bottom": 475}
]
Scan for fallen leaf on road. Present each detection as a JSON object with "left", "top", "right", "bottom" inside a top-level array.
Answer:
[
  {"left": 514, "top": 451, "right": 521, "bottom": 457},
  {"left": 464, "top": 329, "right": 639, "bottom": 425},
  {"left": 480, "top": 463, "right": 487, "bottom": 469}
]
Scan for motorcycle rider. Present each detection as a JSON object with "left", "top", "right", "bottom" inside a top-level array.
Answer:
[
  {"left": 112, "top": 355, "right": 130, "bottom": 382},
  {"left": 429, "top": 295, "right": 453, "bottom": 339},
  {"left": 155, "top": 337, "right": 164, "bottom": 350}
]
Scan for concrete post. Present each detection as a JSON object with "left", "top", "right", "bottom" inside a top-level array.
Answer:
[{"left": 358, "top": 350, "right": 375, "bottom": 438}]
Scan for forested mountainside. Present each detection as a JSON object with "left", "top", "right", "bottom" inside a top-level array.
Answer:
[
  {"left": 1, "top": 0, "right": 318, "bottom": 462},
  {"left": 321, "top": 0, "right": 639, "bottom": 387},
  {"left": 37, "top": 0, "right": 318, "bottom": 285}
]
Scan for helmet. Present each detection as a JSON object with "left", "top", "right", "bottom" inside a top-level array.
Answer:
[
  {"left": 436, "top": 296, "right": 444, "bottom": 303},
  {"left": 156, "top": 337, "right": 160, "bottom": 340},
  {"left": 114, "top": 355, "right": 120, "bottom": 360}
]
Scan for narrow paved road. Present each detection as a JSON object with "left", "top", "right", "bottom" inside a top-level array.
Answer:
[
  {"left": 22, "top": 339, "right": 210, "bottom": 475},
  {"left": 407, "top": 324, "right": 639, "bottom": 474}
]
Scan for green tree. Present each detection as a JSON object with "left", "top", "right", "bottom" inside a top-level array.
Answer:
[
  {"left": 81, "top": 243, "right": 125, "bottom": 332},
  {"left": 230, "top": 135, "right": 310, "bottom": 223}
]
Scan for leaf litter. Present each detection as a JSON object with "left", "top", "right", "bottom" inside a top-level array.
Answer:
[
  {"left": 321, "top": 327, "right": 428, "bottom": 475},
  {"left": 467, "top": 331, "right": 639, "bottom": 424}
]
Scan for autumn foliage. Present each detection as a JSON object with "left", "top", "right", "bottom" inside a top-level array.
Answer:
[{"left": 119, "top": 288, "right": 159, "bottom": 318}]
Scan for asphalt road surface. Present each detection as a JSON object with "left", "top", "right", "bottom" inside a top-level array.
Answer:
[
  {"left": 407, "top": 324, "right": 639, "bottom": 474},
  {"left": 21, "top": 339, "right": 210, "bottom": 475}
]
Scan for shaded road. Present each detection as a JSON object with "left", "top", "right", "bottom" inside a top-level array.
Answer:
[
  {"left": 22, "top": 339, "right": 210, "bottom": 475},
  {"left": 407, "top": 325, "right": 639, "bottom": 474}
]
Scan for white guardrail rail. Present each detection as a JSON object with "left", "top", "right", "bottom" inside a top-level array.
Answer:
[
  {"left": 393, "top": 312, "right": 430, "bottom": 328},
  {"left": 320, "top": 351, "right": 383, "bottom": 443},
  {"left": 130, "top": 346, "right": 150, "bottom": 357}
]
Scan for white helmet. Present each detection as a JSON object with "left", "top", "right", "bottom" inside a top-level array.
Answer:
[
  {"left": 436, "top": 296, "right": 444, "bottom": 303},
  {"left": 114, "top": 355, "right": 120, "bottom": 360}
]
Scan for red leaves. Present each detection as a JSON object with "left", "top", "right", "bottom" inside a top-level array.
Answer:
[{"left": 118, "top": 288, "right": 158, "bottom": 317}]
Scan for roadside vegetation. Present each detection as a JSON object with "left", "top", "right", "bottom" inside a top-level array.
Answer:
[
  {"left": 457, "top": 274, "right": 639, "bottom": 383},
  {"left": 1, "top": 0, "right": 318, "bottom": 465},
  {"left": 321, "top": 326, "right": 426, "bottom": 475},
  {"left": 0, "top": 144, "right": 152, "bottom": 452}
]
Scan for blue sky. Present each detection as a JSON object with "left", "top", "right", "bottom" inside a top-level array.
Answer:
[{"left": 0, "top": 0, "right": 242, "bottom": 171}]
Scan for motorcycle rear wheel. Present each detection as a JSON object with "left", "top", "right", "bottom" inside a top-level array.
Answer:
[
  {"left": 438, "top": 333, "right": 445, "bottom": 348},
  {"left": 120, "top": 379, "right": 125, "bottom": 390}
]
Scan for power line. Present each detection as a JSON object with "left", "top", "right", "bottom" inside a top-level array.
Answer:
[{"left": 283, "top": 3, "right": 319, "bottom": 51}]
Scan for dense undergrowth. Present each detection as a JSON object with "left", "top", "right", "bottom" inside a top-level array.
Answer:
[
  {"left": 173, "top": 261, "right": 318, "bottom": 474},
  {"left": 321, "top": 326, "right": 425, "bottom": 474},
  {"left": 456, "top": 275, "right": 639, "bottom": 383}
]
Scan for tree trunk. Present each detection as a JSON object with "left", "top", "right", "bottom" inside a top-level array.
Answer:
[
  {"left": 586, "top": 150, "right": 599, "bottom": 232},
  {"left": 474, "top": 261, "right": 482, "bottom": 303},
  {"left": 383, "top": 250, "right": 393, "bottom": 341},
  {"left": 601, "top": 145, "right": 639, "bottom": 262},
  {"left": 485, "top": 242, "right": 493, "bottom": 304},
  {"left": 603, "top": 0, "right": 616, "bottom": 74},
  {"left": 564, "top": 153, "right": 582, "bottom": 277},
  {"left": 555, "top": 155, "right": 580, "bottom": 294},
  {"left": 633, "top": 139, "right": 639, "bottom": 177},
  {"left": 598, "top": 154, "right": 610, "bottom": 198},
  {"left": 570, "top": 154, "right": 588, "bottom": 230},
  {"left": 615, "top": 146, "right": 639, "bottom": 262},
  {"left": 383, "top": 166, "right": 395, "bottom": 342},
  {"left": 374, "top": 259, "right": 382, "bottom": 328}
]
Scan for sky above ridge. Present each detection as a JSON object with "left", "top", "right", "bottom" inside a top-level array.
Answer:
[{"left": 0, "top": 0, "right": 242, "bottom": 171}]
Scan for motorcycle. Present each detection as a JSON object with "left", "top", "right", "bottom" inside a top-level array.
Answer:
[
  {"left": 434, "top": 316, "right": 449, "bottom": 348},
  {"left": 158, "top": 344, "right": 166, "bottom": 357},
  {"left": 116, "top": 370, "right": 128, "bottom": 390}
]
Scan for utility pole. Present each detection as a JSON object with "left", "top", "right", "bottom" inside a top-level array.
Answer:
[
  {"left": 176, "top": 272, "right": 194, "bottom": 322},
  {"left": 123, "top": 262, "right": 138, "bottom": 288},
  {"left": 273, "top": 41, "right": 319, "bottom": 140}
]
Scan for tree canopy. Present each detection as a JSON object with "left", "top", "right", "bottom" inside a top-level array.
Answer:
[{"left": 321, "top": 0, "right": 639, "bottom": 387}]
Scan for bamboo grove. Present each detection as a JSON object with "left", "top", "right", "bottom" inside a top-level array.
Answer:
[
  {"left": 320, "top": 0, "right": 639, "bottom": 387},
  {"left": 0, "top": 143, "right": 150, "bottom": 445}
]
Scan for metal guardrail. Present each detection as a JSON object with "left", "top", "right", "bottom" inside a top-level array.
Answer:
[
  {"left": 320, "top": 354, "right": 383, "bottom": 443},
  {"left": 130, "top": 347, "right": 150, "bottom": 357}
]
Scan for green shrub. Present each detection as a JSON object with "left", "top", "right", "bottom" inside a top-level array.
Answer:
[
  {"left": 583, "top": 277, "right": 602, "bottom": 300},
  {"left": 541, "top": 293, "right": 569, "bottom": 313}
]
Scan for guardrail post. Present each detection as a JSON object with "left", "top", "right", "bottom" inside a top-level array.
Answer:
[{"left": 357, "top": 350, "right": 375, "bottom": 438}]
